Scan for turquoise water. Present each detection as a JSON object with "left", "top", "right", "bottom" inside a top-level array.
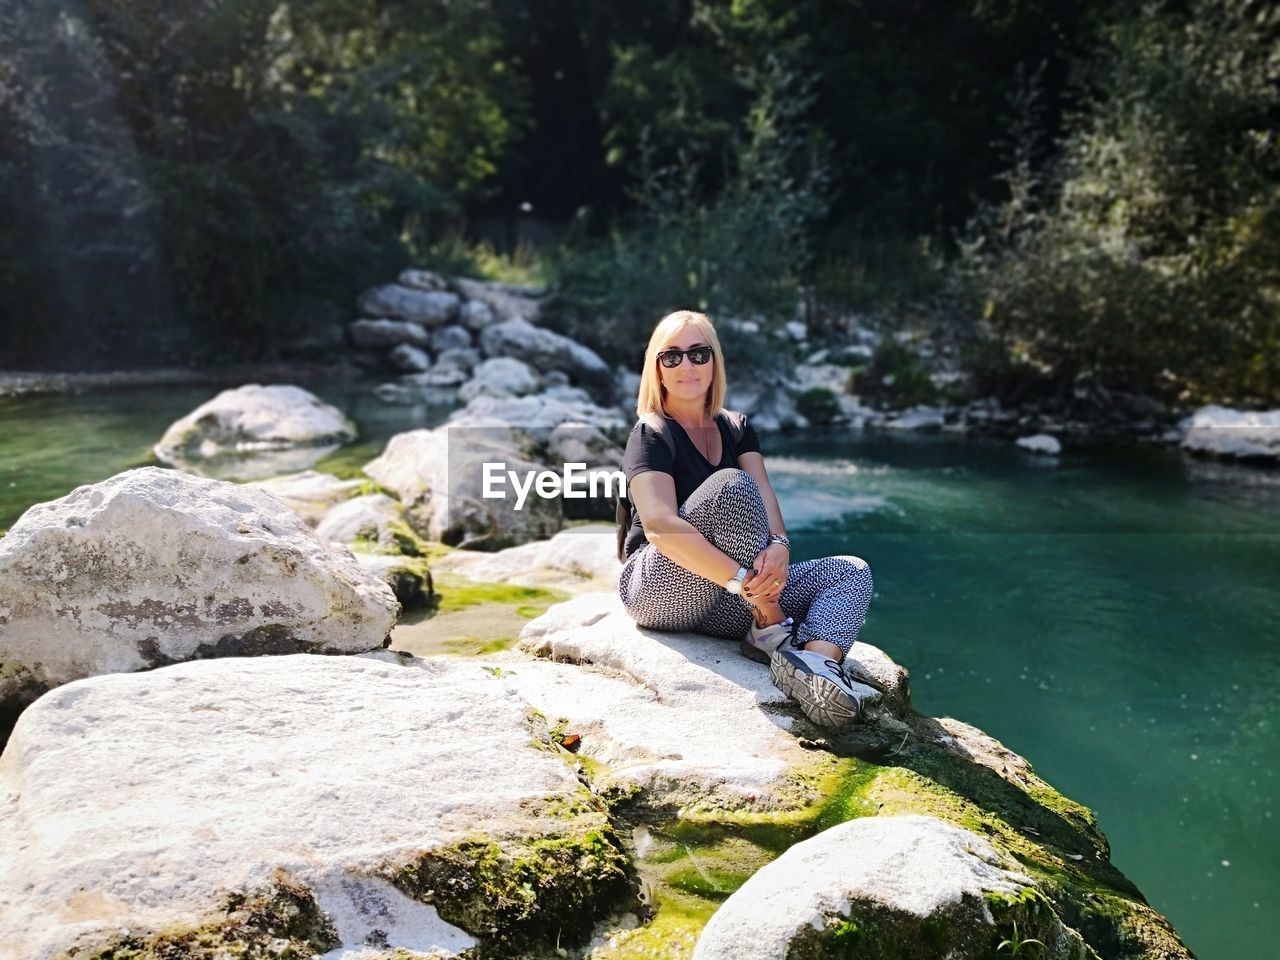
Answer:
[
  {"left": 767, "top": 431, "right": 1279, "bottom": 960},
  {"left": 2, "top": 388, "right": 1277, "bottom": 957}
]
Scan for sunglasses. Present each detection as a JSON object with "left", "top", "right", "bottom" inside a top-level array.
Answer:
[{"left": 658, "top": 345, "right": 714, "bottom": 368}]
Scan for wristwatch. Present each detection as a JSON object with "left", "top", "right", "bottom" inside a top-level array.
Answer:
[
  {"left": 769, "top": 534, "right": 791, "bottom": 550},
  {"left": 724, "top": 566, "right": 750, "bottom": 594}
]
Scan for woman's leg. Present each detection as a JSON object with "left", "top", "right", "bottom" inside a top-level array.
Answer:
[
  {"left": 774, "top": 555, "right": 874, "bottom": 659},
  {"left": 618, "top": 468, "right": 769, "bottom": 635}
]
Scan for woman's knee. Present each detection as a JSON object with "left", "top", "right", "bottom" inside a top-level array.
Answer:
[
  {"left": 700, "top": 467, "right": 758, "bottom": 499},
  {"left": 833, "top": 555, "right": 873, "bottom": 591}
]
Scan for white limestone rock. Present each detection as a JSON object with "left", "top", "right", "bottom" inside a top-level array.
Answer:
[
  {"left": 246, "top": 470, "right": 364, "bottom": 528},
  {"left": 793, "top": 363, "right": 852, "bottom": 395},
  {"left": 0, "top": 654, "right": 625, "bottom": 959},
  {"left": 397, "top": 267, "right": 449, "bottom": 291},
  {"left": 362, "top": 426, "right": 562, "bottom": 548},
  {"left": 448, "top": 392, "right": 628, "bottom": 444},
  {"left": 357, "top": 284, "right": 460, "bottom": 327},
  {"left": 1016, "top": 433, "right": 1062, "bottom": 456},
  {"left": 513, "top": 594, "right": 814, "bottom": 807},
  {"left": 432, "top": 524, "right": 620, "bottom": 591},
  {"left": 693, "top": 815, "right": 1089, "bottom": 960},
  {"left": 458, "top": 356, "right": 543, "bottom": 402},
  {"left": 452, "top": 276, "right": 542, "bottom": 324},
  {"left": 885, "top": 405, "right": 947, "bottom": 431},
  {"left": 430, "top": 324, "right": 474, "bottom": 353},
  {"left": 1179, "top": 404, "right": 1280, "bottom": 462},
  {"left": 514, "top": 593, "right": 908, "bottom": 807},
  {"left": 458, "top": 299, "right": 499, "bottom": 332},
  {"left": 388, "top": 342, "right": 432, "bottom": 373},
  {"left": 725, "top": 385, "right": 809, "bottom": 432},
  {"left": 347, "top": 318, "right": 430, "bottom": 349},
  {"left": 479, "top": 317, "right": 611, "bottom": 390},
  {"left": 0, "top": 468, "right": 398, "bottom": 711},
  {"left": 353, "top": 552, "right": 433, "bottom": 610},
  {"left": 314, "top": 493, "right": 406, "bottom": 550},
  {"left": 153, "top": 384, "right": 357, "bottom": 478}
]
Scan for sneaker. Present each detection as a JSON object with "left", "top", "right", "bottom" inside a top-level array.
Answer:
[
  {"left": 770, "top": 649, "right": 882, "bottom": 727},
  {"left": 739, "top": 616, "right": 800, "bottom": 664}
]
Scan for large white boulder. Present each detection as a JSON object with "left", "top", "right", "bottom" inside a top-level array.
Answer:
[
  {"left": 0, "top": 467, "right": 398, "bottom": 710},
  {"left": 1179, "top": 404, "right": 1280, "bottom": 462},
  {"left": 693, "top": 815, "right": 1090, "bottom": 960},
  {"left": 357, "top": 284, "right": 460, "bottom": 326},
  {"left": 0, "top": 654, "right": 628, "bottom": 959},
  {"left": 362, "top": 426, "right": 562, "bottom": 548},
  {"left": 314, "top": 492, "right": 406, "bottom": 550},
  {"left": 153, "top": 384, "right": 356, "bottom": 479},
  {"left": 479, "top": 317, "right": 611, "bottom": 389},
  {"left": 513, "top": 592, "right": 908, "bottom": 808}
]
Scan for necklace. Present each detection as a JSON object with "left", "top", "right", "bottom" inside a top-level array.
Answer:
[{"left": 676, "top": 415, "right": 718, "bottom": 462}]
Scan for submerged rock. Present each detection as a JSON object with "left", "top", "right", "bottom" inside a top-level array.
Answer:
[
  {"left": 0, "top": 467, "right": 397, "bottom": 712},
  {"left": 153, "top": 383, "right": 357, "bottom": 478},
  {"left": 694, "top": 815, "right": 1091, "bottom": 960},
  {"left": 0, "top": 654, "right": 630, "bottom": 959}
]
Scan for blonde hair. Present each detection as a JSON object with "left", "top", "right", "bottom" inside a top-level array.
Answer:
[{"left": 635, "top": 310, "right": 727, "bottom": 427}]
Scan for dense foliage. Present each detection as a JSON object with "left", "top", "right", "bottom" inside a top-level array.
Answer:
[{"left": 1, "top": 0, "right": 1275, "bottom": 404}]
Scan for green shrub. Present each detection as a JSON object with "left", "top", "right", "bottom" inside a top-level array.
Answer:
[{"left": 795, "top": 387, "right": 840, "bottom": 425}]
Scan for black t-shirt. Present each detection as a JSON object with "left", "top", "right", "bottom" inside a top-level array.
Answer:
[{"left": 622, "top": 410, "right": 762, "bottom": 559}]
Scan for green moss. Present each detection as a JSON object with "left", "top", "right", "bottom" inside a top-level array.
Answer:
[
  {"left": 432, "top": 573, "right": 568, "bottom": 615},
  {"left": 77, "top": 873, "right": 339, "bottom": 959},
  {"left": 388, "top": 816, "right": 632, "bottom": 958}
]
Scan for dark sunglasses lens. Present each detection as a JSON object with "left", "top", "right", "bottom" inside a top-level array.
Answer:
[
  {"left": 659, "top": 351, "right": 683, "bottom": 368},
  {"left": 688, "top": 347, "right": 713, "bottom": 364}
]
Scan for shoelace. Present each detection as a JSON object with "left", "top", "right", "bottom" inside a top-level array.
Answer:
[{"left": 822, "top": 658, "right": 858, "bottom": 690}]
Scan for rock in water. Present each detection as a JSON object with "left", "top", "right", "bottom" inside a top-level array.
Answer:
[
  {"left": 0, "top": 654, "right": 629, "bottom": 959},
  {"left": 1179, "top": 404, "right": 1280, "bottom": 462},
  {"left": 0, "top": 467, "right": 397, "bottom": 712},
  {"left": 693, "top": 815, "right": 1091, "bottom": 960},
  {"left": 153, "top": 383, "right": 357, "bottom": 478}
]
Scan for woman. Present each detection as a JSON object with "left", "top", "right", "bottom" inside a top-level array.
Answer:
[{"left": 618, "top": 310, "right": 878, "bottom": 727}]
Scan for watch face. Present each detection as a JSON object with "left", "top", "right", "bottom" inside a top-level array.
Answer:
[{"left": 725, "top": 579, "right": 741, "bottom": 594}]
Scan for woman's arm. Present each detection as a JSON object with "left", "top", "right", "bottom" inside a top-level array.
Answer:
[
  {"left": 736, "top": 451, "right": 786, "bottom": 539},
  {"left": 628, "top": 471, "right": 744, "bottom": 585},
  {"left": 736, "top": 451, "right": 790, "bottom": 601}
]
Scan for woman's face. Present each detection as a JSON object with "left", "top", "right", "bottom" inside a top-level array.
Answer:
[{"left": 657, "top": 326, "right": 714, "bottom": 404}]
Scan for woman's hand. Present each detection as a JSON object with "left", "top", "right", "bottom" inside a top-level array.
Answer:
[{"left": 743, "top": 541, "right": 789, "bottom": 602}]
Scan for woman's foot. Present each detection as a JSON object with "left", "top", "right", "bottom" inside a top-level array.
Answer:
[
  {"left": 770, "top": 649, "right": 882, "bottom": 727},
  {"left": 740, "top": 616, "right": 799, "bottom": 663}
]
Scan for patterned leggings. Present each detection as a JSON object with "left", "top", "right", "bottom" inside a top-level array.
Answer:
[{"left": 618, "top": 468, "right": 874, "bottom": 658}]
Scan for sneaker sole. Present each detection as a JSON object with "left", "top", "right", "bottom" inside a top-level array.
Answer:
[
  {"left": 770, "top": 652, "right": 861, "bottom": 727},
  {"left": 739, "top": 637, "right": 773, "bottom": 664}
]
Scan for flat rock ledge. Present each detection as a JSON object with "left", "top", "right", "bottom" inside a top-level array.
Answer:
[
  {"left": 432, "top": 524, "right": 622, "bottom": 593},
  {"left": 512, "top": 592, "right": 910, "bottom": 811},
  {"left": 0, "top": 654, "right": 630, "bottom": 960},
  {"left": 693, "top": 815, "right": 1092, "bottom": 960},
  {"left": 0, "top": 467, "right": 398, "bottom": 712}
]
